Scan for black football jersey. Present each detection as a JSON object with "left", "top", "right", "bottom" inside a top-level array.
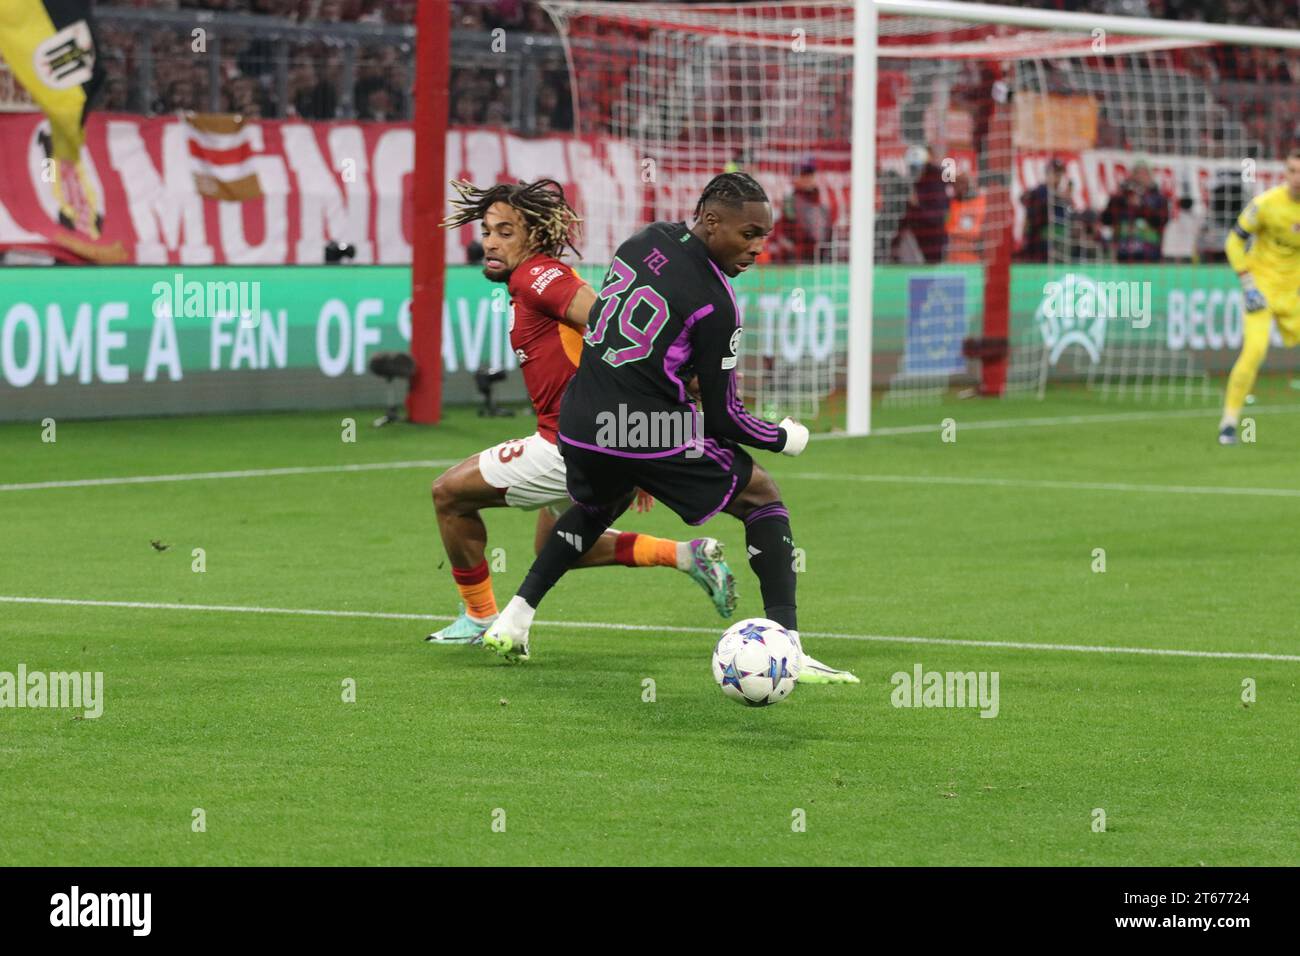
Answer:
[{"left": 558, "top": 221, "right": 787, "bottom": 457}]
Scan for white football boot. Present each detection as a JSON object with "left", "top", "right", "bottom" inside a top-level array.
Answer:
[{"left": 481, "top": 596, "right": 534, "bottom": 663}]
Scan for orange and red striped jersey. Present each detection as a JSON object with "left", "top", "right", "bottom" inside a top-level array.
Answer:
[{"left": 506, "top": 253, "right": 587, "bottom": 442}]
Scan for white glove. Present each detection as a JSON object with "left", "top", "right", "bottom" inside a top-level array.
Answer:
[{"left": 779, "top": 417, "right": 809, "bottom": 457}]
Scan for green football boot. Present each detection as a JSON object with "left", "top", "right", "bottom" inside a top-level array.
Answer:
[
  {"left": 424, "top": 607, "right": 493, "bottom": 645},
  {"left": 686, "top": 537, "right": 737, "bottom": 618}
]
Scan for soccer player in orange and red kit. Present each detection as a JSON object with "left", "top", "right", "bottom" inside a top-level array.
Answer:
[{"left": 427, "top": 179, "right": 736, "bottom": 644}]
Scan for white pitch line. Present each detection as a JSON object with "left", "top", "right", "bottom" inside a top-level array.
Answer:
[
  {"left": 11, "top": 457, "right": 1299, "bottom": 501},
  {"left": 0, "top": 459, "right": 459, "bottom": 492},
  {"left": 3, "top": 595, "right": 1297, "bottom": 663},
  {"left": 787, "top": 472, "right": 1300, "bottom": 498},
  {"left": 9, "top": 403, "right": 1300, "bottom": 493},
  {"left": 813, "top": 402, "right": 1300, "bottom": 439}
]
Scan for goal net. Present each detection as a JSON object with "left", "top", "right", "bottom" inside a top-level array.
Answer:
[{"left": 538, "top": 0, "right": 1300, "bottom": 432}]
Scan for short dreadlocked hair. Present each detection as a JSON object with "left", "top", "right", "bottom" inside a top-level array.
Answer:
[
  {"left": 693, "top": 171, "right": 769, "bottom": 220},
  {"left": 440, "top": 178, "right": 582, "bottom": 259}
]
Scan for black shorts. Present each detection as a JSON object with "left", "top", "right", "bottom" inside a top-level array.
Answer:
[{"left": 560, "top": 437, "right": 754, "bottom": 526}]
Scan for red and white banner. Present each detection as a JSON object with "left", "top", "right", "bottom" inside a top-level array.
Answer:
[
  {"left": 1, "top": 110, "right": 1284, "bottom": 265},
  {"left": 0, "top": 113, "right": 846, "bottom": 266},
  {"left": 0, "top": 111, "right": 417, "bottom": 264},
  {"left": 0, "top": 113, "right": 657, "bottom": 265}
]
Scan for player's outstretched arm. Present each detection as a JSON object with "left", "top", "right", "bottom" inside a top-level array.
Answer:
[
  {"left": 562, "top": 282, "right": 597, "bottom": 333},
  {"left": 691, "top": 312, "right": 805, "bottom": 455}
]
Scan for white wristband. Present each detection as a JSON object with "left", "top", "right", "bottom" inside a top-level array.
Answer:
[{"left": 779, "top": 417, "right": 809, "bottom": 457}]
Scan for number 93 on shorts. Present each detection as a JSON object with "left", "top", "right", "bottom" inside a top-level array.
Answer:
[{"left": 477, "top": 433, "right": 570, "bottom": 510}]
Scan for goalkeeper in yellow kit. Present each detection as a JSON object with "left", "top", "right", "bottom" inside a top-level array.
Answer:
[{"left": 1219, "top": 149, "right": 1300, "bottom": 444}]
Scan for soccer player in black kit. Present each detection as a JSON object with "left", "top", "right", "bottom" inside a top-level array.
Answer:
[{"left": 482, "top": 172, "right": 858, "bottom": 684}]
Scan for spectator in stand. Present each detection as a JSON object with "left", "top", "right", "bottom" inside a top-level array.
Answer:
[
  {"left": 453, "top": 91, "right": 481, "bottom": 125},
  {"left": 288, "top": 54, "right": 338, "bottom": 119},
  {"left": 455, "top": 2, "right": 487, "bottom": 29},
  {"left": 228, "top": 74, "right": 272, "bottom": 119},
  {"left": 163, "top": 77, "right": 198, "bottom": 112},
  {"left": 315, "top": 0, "right": 345, "bottom": 23},
  {"left": 485, "top": 0, "right": 525, "bottom": 29},
  {"left": 450, "top": 67, "right": 476, "bottom": 98},
  {"left": 1018, "top": 156, "right": 1075, "bottom": 262},
  {"left": 892, "top": 145, "right": 949, "bottom": 264},
  {"left": 944, "top": 172, "right": 986, "bottom": 263},
  {"left": 385, "top": 62, "right": 411, "bottom": 116},
  {"left": 482, "top": 99, "right": 510, "bottom": 128},
  {"left": 770, "top": 156, "right": 832, "bottom": 263},
  {"left": 358, "top": 85, "right": 397, "bottom": 121},
  {"left": 383, "top": 0, "right": 417, "bottom": 25},
  {"left": 99, "top": 77, "right": 131, "bottom": 113},
  {"left": 355, "top": 49, "right": 406, "bottom": 119},
  {"left": 473, "top": 72, "right": 499, "bottom": 108},
  {"left": 535, "top": 82, "right": 571, "bottom": 132},
  {"left": 239, "top": 0, "right": 296, "bottom": 82},
  {"left": 191, "top": 64, "right": 218, "bottom": 112},
  {"left": 1161, "top": 191, "right": 1203, "bottom": 263},
  {"left": 1100, "top": 158, "right": 1169, "bottom": 262}
]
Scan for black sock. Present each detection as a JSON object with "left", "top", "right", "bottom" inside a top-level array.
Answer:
[
  {"left": 743, "top": 501, "right": 797, "bottom": 631},
  {"left": 519, "top": 500, "right": 627, "bottom": 608}
]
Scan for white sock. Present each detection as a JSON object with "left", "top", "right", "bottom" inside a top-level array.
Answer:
[
  {"left": 466, "top": 611, "right": 497, "bottom": 625},
  {"left": 500, "top": 595, "right": 536, "bottom": 632},
  {"left": 675, "top": 540, "right": 694, "bottom": 572},
  {"left": 1219, "top": 412, "right": 1239, "bottom": 430}
]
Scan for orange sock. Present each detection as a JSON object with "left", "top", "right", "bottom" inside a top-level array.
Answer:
[
  {"left": 614, "top": 532, "right": 679, "bottom": 568},
  {"left": 451, "top": 560, "right": 498, "bottom": 620}
]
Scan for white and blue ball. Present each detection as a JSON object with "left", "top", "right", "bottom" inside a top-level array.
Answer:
[{"left": 711, "top": 617, "right": 801, "bottom": 706}]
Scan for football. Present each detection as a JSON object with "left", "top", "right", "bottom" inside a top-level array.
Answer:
[{"left": 711, "top": 618, "right": 802, "bottom": 706}]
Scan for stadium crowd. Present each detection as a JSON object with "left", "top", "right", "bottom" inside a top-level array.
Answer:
[
  {"left": 78, "top": 0, "right": 1297, "bottom": 266},
  {"left": 87, "top": 0, "right": 1300, "bottom": 138},
  {"left": 88, "top": 0, "right": 573, "bottom": 127},
  {"left": 92, "top": 0, "right": 419, "bottom": 119}
]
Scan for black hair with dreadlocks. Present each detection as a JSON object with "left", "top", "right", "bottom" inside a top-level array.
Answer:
[
  {"left": 692, "top": 171, "right": 769, "bottom": 221},
  {"left": 440, "top": 178, "right": 582, "bottom": 259},
  {"left": 688, "top": 170, "right": 773, "bottom": 278}
]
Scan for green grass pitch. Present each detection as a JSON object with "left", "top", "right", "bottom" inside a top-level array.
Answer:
[{"left": 1, "top": 394, "right": 1298, "bottom": 866}]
